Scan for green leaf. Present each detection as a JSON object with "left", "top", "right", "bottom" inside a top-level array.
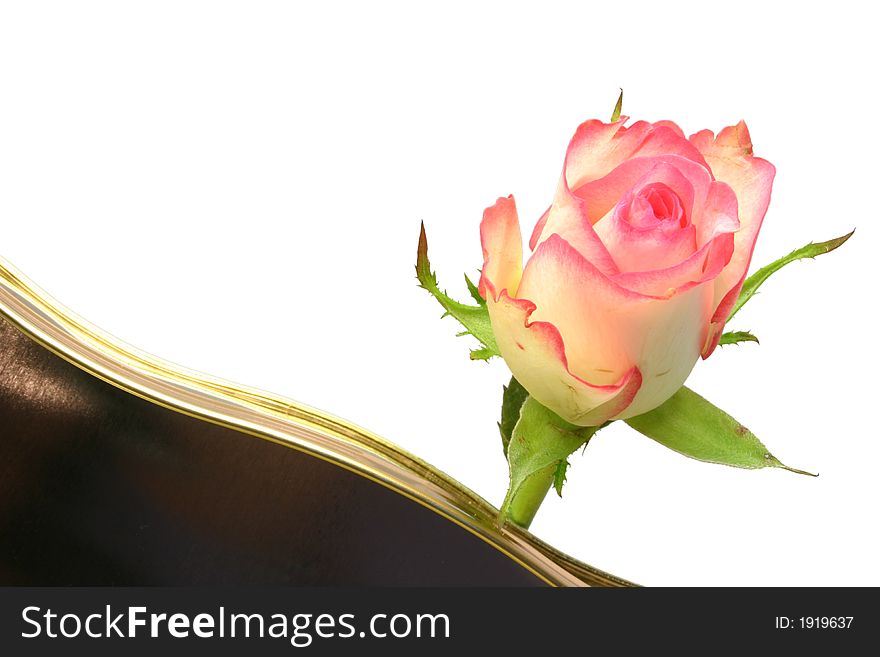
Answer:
[
  {"left": 719, "top": 330, "right": 759, "bottom": 346},
  {"left": 625, "top": 386, "right": 815, "bottom": 475},
  {"left": 501, "top": 396, "right": 600, "bottom": 527},
  {"left": 464, "top": 273, "right": 486, "bottom": 307},
  {"left": 610, "top": 88, "right": 623, "bottom": 122},
  {"left": 499, "top": 376, "right": 529, "bottom": 457},
  {"left": 553, "top": 460, "right": 570, "bottom": 498},
  {"left": 727, "top": 230, "right": 854, "bottom": 322},
  {"left": 416, "top": 222, "right": 499, "bottom": 358}
]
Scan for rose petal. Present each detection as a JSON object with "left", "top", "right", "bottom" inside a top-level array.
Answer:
[
  {"left": 564, "top": 119, "right": 709, "bottom": 192},
  {"left": 588, "top": 157, "right": 708, "bottom": 273},
  {"left": 478, "top": 195, "right": 523, "bottom": 301},
  {"left": 702, "top": 280, "right": 744, "bottom": 357},
  {"left": 690, "top": 121, "right": 776, "bottom": 357},
  {"left": 530, "top": 179, "right": 620, "bottom": 275},
  {"left": 596, "top": 215, "right": 697, "bottom": 274},
  {"left": 488, "top": 290, "right": 643, "bottom": 426},
  {"left": 530, "top": 121, "right": 712, "bottom": 271},
  {"left": 613, "top": 231, "right": 734, "bottom": 297},
  {"left": 653, "top": 119, "right": 687, "bottom": 138},
  {"left": 517, "top": 234, "right": 713, "bottom": 419},
  {"left": 599, "top": 178, "right": 738, "bottom": 296},
  {"left": 528, "top": 206, "right": 550, "bottom": 252},
  {"left": 577, "top": 155, "right": 708, "bottom": 226},
  {"left": 694, "top": 179, "right": 741, "bottom": 246}
]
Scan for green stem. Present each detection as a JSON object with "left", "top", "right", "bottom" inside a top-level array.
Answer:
[
  {"left": 500, "top": 463, "right": 557, "bottom": 529},
  {"left": 499, "top": 392, "right": 602, "bottom": 530}
]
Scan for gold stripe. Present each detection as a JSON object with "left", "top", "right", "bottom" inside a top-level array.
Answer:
[{"left": 0, "top": 256, "right": 633, "bottom": 587}]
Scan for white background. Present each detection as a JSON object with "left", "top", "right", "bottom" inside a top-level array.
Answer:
[{"left": 2, "top": 1, "right": 877, "bottom": 586}]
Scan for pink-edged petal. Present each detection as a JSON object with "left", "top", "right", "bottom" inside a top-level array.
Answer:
[
  {"left": 613, "top": 231, "right": 734, "bottom": 297},
  {"left": 519, "top": 235, "right": 657, "bottom": 382},
  {"left": 530, "top": 122, "right": 709, "bottom": 266},
  {"left": 530, "top": 176, "right": 620, "bottom": 275},
  {"left": 653, "top": 119, "right": 687, "bottom": 138},
  {"left": 598, "top": 219, "right": 698, "bottom": 277},
  {"left": 690, "top": 121, "right": 776, "bottom": 353},
  {"left": 488, "top": 291, "right": 642, "bottom": 426},
  {"left": 516, "top": 234, "right": 714, "bottom": 419},
  {"left": 478, "top": 195, "right": 523, "bottom": 301},
  {"left": 702, "top": 277, "right": 744, "bottom": 357},
  {"left": 587, "top": 157, "right": 710, "bottom": 273},
  {"left": 604, "top": 180, "right": 738, "bottom": 296},
  {"left": 531, "top": 153, "right": 712, "bottom": 275},
  {"left": 528, "top": 206, "right": 550, "bottom": 252},
  {"left": 694, "top": 179, "right": 741, "bottom": 247},
  {"left": 575, "top": 155, "right": 708, "bottom": 226},
  {"left": 564, "top": 119, "right": 709, "bottom": 192}
]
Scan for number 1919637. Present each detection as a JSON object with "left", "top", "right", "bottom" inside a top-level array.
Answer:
[{"left": 775, "top": 617, "right": 853, "bottom": 629}]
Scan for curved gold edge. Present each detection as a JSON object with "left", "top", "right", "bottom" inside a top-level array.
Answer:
[{"left": 0, "top": 256, "right": 635, "bottom": 588}]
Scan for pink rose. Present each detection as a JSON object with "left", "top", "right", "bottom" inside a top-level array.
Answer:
[{"left": 478, "top": 118, "right": 775, "bottom": 425}]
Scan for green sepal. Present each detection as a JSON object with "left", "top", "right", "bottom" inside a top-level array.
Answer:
[
  {"left": 727, "top": 230, "right": 853, "bottom": 323},
  {"left": 718, "top": 330, "right": 759, "bottom": 346},
  {"left": 501, "top": 396, "right": 600, "bottom": 528},
  {"left": 416, "top": 222, "right": 500, "bottom": 359},
  {"left": 610, "top": 89, "right": 623, "bottom": 122},
  {"left": 498, "top": 376, "right": 529, "bottom": 457},
  {"left": 625, "top": 386, "right": 814, "bottom": 475}
]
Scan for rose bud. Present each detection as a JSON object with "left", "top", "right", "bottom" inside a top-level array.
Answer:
[{"left": 478, "top": 118, "right": 774, "bottom": 425}]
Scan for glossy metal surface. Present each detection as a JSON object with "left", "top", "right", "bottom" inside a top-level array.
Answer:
[{"left": 0, "top": 257, "right": 632, "bottom": 586}]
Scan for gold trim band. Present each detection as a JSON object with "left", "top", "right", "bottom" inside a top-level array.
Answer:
[{"left": 0, "top": 256, "right": 632, "bottom": 587}]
